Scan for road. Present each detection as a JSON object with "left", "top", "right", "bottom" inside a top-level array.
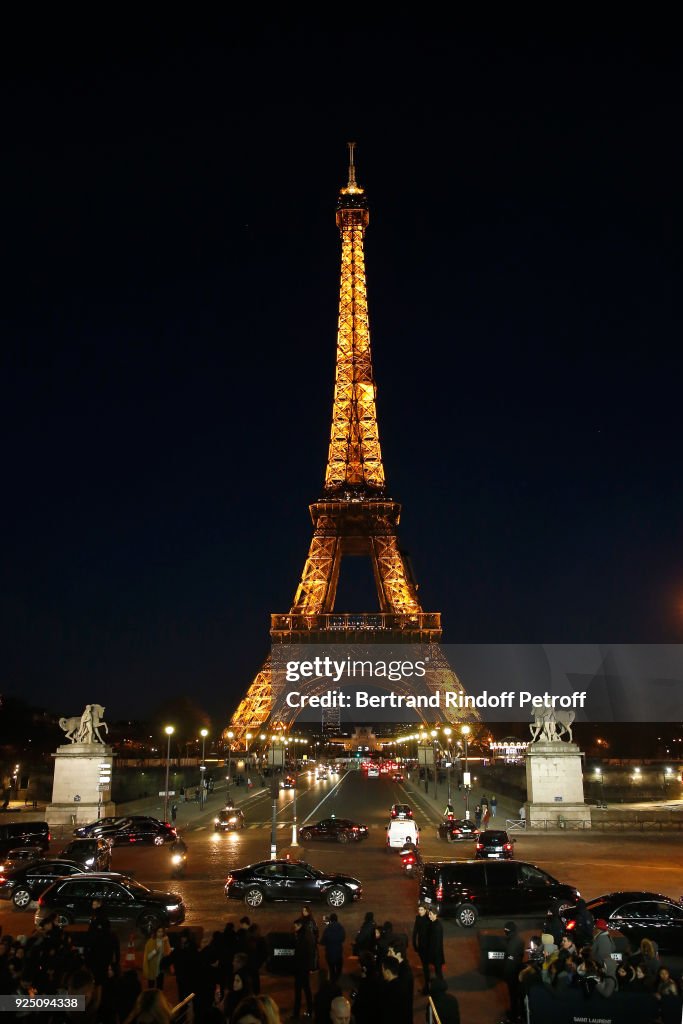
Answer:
[{"left": 2, "top": 769, "right": 681, "bottom": 1023}]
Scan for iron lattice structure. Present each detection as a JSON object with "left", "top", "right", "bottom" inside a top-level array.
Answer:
[{"left": 226, "top": 145, "right": 476, "bottom": 741}]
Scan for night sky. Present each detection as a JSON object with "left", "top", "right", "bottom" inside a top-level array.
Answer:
[{"left": 2, "top": 24, "right": 681, "bottom": 726}]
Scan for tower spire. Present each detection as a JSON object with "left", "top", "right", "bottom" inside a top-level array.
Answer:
[
  {"left": 347, "top": 140, "right": 357, "bottom": 189},
  {"left": 325, "top": 144, "right": 384, "bottom": 493}
]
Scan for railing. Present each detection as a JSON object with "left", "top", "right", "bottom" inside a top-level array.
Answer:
[
  {"left": 426, "top": 996, "right": 443, "bottom": 1024},
  {"left": 171, "top": 993, "right": 195, "bottom": 1024},
  {"left": 271, "top": 611, "right": 442, "bottom": 632},
  {"left": 506, "top": 818, "right": 527, "bottom": 831}
]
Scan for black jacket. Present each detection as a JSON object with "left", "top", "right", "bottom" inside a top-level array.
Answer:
[
  {"left": 426, "top": 919, "right": 445, "bottom": 967},
  {"left": 428, "top": 980, "right": 460, "bottom": 1024},
  {"left": 413, "top": 913, "right": 430, "bottom": 956}
]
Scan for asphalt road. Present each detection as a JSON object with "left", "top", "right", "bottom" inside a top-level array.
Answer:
[{"left": 2, "top": 769, "right": 681, "bottom": 1023}]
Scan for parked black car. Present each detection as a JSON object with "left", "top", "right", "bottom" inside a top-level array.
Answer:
[
  {"left": 437, "top": 818, "right": 480, "bottom": 842},
  {"left": 564, "top": 892, "right": 683, "bottom": 954},
  {"left": 0, "top": 859, "right": 89, "bottom": 910},
  {"left": 0, "top": 822, "right": 50, "bottom": 859},
  {"left": 419, "top": 859, "right": 579, "bottom": 926},
  {"left": 59, "top": 838, "right": 111, "bottom": 870},
  {"left": 299, "top": 818, "right": 368, "bottom": 843},
  {"left": 214, "top": 808, "right": 245, "bottom": 832},
  {"left": 475, "top": 830, "right": 515, "bottom": 860},
  {"left": 225, "top": 859, "right": 362, "bottom": 909},
  {"left": 35, "top": 873, "right": 185, "bottom": 933}
]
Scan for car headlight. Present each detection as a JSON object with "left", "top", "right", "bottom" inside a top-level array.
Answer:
[
  {"left": 171, "top": 854, "right": 183, "bottom": 865},
  {"left": 214, "top": 818, "right": 220, "bottom": 824},
  {"left": 345, "top": 882, "right": 360, "bottom": 889}
]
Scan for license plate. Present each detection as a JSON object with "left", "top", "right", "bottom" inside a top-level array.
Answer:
[
  {"left": 424, "top": 896, "right": 432, "bottom": 903},
  {"left": 490, "top": 853, "right": 500, "bottom": 858}
]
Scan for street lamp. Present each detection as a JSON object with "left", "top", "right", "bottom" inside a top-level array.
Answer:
[
  {"left": 430, "top": 729, "right": 439, "bottom": 799},
  {"left": 199, "top": 729, "right": 208, "bottom": 808},
  {"left": 443, "top": 727, "right": 453, "bottom": 811},
  {"left": 163, "top": 726, "right": 174, "bottom": 823},
  {"left": 226, "top": 731, "right": 234, "bottom": 794},
  {"left": 461, "top": 725, "right": 471, "bottom": 820}
]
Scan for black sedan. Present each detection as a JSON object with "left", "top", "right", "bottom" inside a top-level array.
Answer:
[
  {"left": 475, "top": 830, "right": 515, "bottom": 859},
  {"left": 437, "top": 818, "right": 480, "bottom": 842},
  {"left": 225, "top": 859, "right": 362, "bottom": 909},
  {"left": 0, "top": 859, "right": 89, "bottom": 910},
  {"left": 299, "top": 818, "right": 368, "bottom": 844},
  {"left": 35, "top": 873, "right": 185, "bottom": 933},
  {"left": 73, "top": 817, "right": 126, "bottom": 838},
  {"left": 564, "top": 892, "right": 683, "bottom": 954},
  {"left": 92, "top": 817, "right": 177, "bottom": 847}
]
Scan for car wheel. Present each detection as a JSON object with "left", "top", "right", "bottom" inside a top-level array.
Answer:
[
  {"left": 326, "top": 887, "right": 348, "bottom": 909},
  {"left": 138, "top": 912, "right": 161, "bottom": 936},
  {"left": 337, "top": 832, "right": 350, "bottom": 844},
  {"left": 12, "top": 888, "right": 32, "bottom": 910},
  {"left": 456, "top": 904, "right": 478, "bottom": 928},
  {"left": 244, "top": 887, "right": 264, "bottom": 908},
  {"left": 555, "top": 901, "right": 573, "bottom": 916},
  {"left": 153, "top": 835, "right": 165, "bottom": 846},
  {"left": 300, "top": 829, "right": 312, "bottom": 842}
]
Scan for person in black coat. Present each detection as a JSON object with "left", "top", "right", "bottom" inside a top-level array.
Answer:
[
  {"left": 426, "top": 910, "right": 445, "bottom": 985},
  {"left": 413, "top": 905, "right": 431, "bottom": 995},
  {"left": 381, "top": 956, "right": 412, "bottom": 1024},
  {"left": 502, "top": 921, "right": 525, "bottom": 1023},
  {"left": 352, "top": 954, "right": 381, "bottom": 1024},
  {"left": 354, "top": 912, "right": 375, "bottom": 954},
  {"left": 386, "top": 935, "right": 414, "bottom": 1005},
  {"left": 427, "top": 978, "right": 460, "bottom": 1024},
  {"left": 320, "top": 913, "right": 346, "bottom": 984},
  {"left": 292, "top": 920, "right": 315, "bottom": 1019}
]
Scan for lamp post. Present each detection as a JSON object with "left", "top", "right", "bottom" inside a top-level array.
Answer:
[
  {"left": 226, "top": 731, "right": 234, "bottom": 794},
  {"left": 199, "top": 728, "right": 208, "bottom": 808},
  {"left": 443, "top": 727, "right": 453, "bottom": 812},
  {"left": 245, "top": 733, "right": 253, "bottom": 782},
  {"left": 461, "top": 725, "right": 471, "bottom": 820},
  {"left": 163, "top": 726, "right": 174, "bottom": 823},
  {"left": 430, "top": 729, "right": 439, "bottom": 799}
]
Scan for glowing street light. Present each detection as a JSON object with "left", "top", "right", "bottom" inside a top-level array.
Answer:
[
  {"left": 163, "top": 726, "right": 175, "bottom": 823},
  {"left": 461, "top": 725, "right": 471, "bottom": 820}
]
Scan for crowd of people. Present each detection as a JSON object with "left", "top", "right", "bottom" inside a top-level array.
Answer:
[
  {"left": 500, "top": 900, "right": 682, "bottom": 1024},
  {"left": 2, "top": 893, "right": 681, "bottom": 1024},
  {"left": 0, "top": 900, "right": 460, "bottom": 1024}
]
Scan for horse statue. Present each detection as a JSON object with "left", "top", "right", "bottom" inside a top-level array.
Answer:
[
  {"left": 529, "top": 708, "right": 575, "bottom": 744},
  {"left": 59, "top": 704, "right": 108, "bottom": 744}
]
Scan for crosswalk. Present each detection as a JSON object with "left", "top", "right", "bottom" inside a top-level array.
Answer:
[{"left": 187, "top": 822, "right": 382, "bottom": 832}]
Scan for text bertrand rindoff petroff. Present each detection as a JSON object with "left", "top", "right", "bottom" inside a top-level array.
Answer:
[{"left": 282, "top": 657, "right": 587, "bottom": 711}]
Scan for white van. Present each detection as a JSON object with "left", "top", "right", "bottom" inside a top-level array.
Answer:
[{"left": 386, "top": 818, "right": 420, "bottom": 849}]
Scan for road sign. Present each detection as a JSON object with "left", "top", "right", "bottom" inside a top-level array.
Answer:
[{"left": 158, "top": 790, "right": 176, "bottom": 797}]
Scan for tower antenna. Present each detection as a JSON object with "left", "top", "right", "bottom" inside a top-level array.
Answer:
[{"left": 347, "top": 141, "right": 357, "bottom": 188}]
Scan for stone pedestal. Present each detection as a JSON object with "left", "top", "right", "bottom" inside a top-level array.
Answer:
[
  {"left": 525, "top": 742, "right": 591, "bottom": 829},
  {"left": 46, "top": 744, "right": 116, "bottom": 826}
]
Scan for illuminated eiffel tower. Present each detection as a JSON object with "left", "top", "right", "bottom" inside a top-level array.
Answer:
[{"left": 227, "top": 145, "right": 473, "bottom": 740}]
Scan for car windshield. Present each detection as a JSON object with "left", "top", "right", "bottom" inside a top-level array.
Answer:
[{"left": 120, "top": 878, "right": 151, "bottom": 895}]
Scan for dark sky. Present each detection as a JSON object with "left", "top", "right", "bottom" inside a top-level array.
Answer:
[{"left": 2, "top": 23, "right": 681, "bottom": 725}]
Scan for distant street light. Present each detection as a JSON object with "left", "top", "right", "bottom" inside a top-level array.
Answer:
[
  {"left": 163, "top": 726, "right": 175, "bottom": 823},
  {"left": 199, "top": 729, "right": 208, "bottom": 808},
  {"left": 461, "top": 725, "right": 471, "bottom": 820}
]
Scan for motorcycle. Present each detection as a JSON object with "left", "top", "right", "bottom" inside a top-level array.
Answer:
[
  {"left": 170, "top": 838, "right": 187, "bottom": 879},
  {"left": 400, "top": 844, "right": 423, "bottom": 878}
]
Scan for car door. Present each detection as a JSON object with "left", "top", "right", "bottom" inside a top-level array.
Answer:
[
  {"left": 253, "top": 862, "right": 288, "bottom": 898},
  {"left": 27, "top": 862, "right": 78, "bottom": 898},
  {"left": 611, "top": 900, "right": 683, "bottom": 952},
  {"left": 55, "top": 879, "right": 95, "bottom": 922},
  {"left": 285, "top": 863, "right": 320, "bottom": 900},
  {"left": 316, "top": 819, "right": 333, "bottom": 841},
  {"left": 516, "top": 863, "right": 557, "bottom": 913},
  {"left": 92, "top": 880, "right": 134, "bottom": 924},
  {"left": 478, "top": 862, "right": 519, "bottom": 914}
]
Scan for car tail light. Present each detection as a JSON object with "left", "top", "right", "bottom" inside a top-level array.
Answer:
[
  {"left": 352, "top": 826, "right": 359, "bottom": 831},
  {"left": 476, "top": 842, "right": 483, "bottom": 849},
  {"left": 436, "top": 885, "right": 444, "bottom": 902},
  {"left": 0, "top": 876, "right": 5, "bottom": 884},
  {"left": 38, "top": 896, "right": 45, "bottom": 906},
  {"left": 504, "top": 843, "right": 512, "bottom": 850},
  {"left": 453, "top": 829, "right": 462, "bottom": 835},
  {"left": 48, "top": 832, "right": 52, "bottom": 842},
  {"left": 225, "top": 875, "right": 233, "bottom": 886},
  {"left": 566, "top": 920, "right": 576, "bottom": 931}
]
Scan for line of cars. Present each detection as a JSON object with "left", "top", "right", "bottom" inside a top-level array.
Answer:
[{"left": 0, "top": 815, "right": 186, "bottom": 934}]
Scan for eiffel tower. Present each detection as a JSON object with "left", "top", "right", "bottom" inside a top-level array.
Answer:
[{"left": 227, "top": 145, "right": 473, "bottom": 740}]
